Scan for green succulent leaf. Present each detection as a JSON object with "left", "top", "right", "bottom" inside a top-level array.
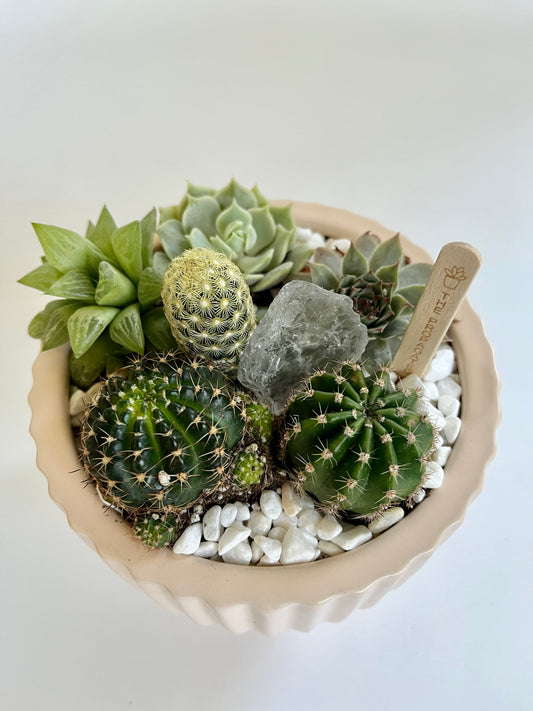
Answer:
[
  {"left": 142, "top": 307, "right": 177, "bottom": 351},
  {"left": 380, "top": 318, "right": 410, "bottom": 339},
  {"left": 268, "top": 204, "right": 295, "bottom": 233},
  {"left": 18, "top": 263, "right": 63, "bottom": 291},
  {"left": 68, "top": 305, "right": 120, "bottom": 358},
  {"left": 375, "top": 262, "right": 399, "bottom": 286},
  {"left": 251, "top": 261, "right": 294, "bottom": 292},
  {"left": 188, "top": 227, "right": 214, "bottom": 251},
  {"left": 269, "top": 225, "right": 293, "bottom": 269},
  {"left": 308, "top": 262, "right": 339, "bottom": 291},
  {"left": 354, "top": 232, "right": 382, "bottom": 261},
  {"left": 109, "top": 303, "right": 145, "bottom": 354},
  {"left": 85, "top": 221, "right": 96, "bottom": 240},
  {"left": 216, "top": 200, "right": 255, "bottom": 253},
  {"left": 235, "top": 248, "right": 275, "bottom": 275},
  {"left": 186, "top": 182, "right": 216, "bottom": 198},
  {"left": 287, "top": 245, "right": 314, "bottom": 275},
  {"left": 215, "top": 178, "right": 258, "bottom": 210},
  {"left": 47, "top": 269, "right": 96, "bottom": 302},
  {"left": 157, "top": 220, "right": 188, "bottom": 260},
  {"left": 140, "top": 207, "right": 157, "bottom": 268},
  {"left": 342, "top": 245, "right": 368, "bottom": 276},
  {"left": 152, "top": 251, "right": 171, "bottom": 278},
  {"left": 32, "top": 223, "right": 91, "bottom": 273},
  {"left": 369, "top": 235, "right": 402, "bottom": 270},
  {"left": 42, "top": 301, "right": 81, "bottom": 351},
  {"left": 138, "top": 267, "right": 162, "bottom": 308},
  {"left": 69, "top": 331, "right": 121, "bottom": 389},
  {"left": 249, "top": 206, "right": 276, "bottom": 253},
  {"left": 158, "top": 205, "right": 180, "bottom": 223},
  {"left": 396, "top": 284, "right": 425, "bottom": 308},
  {"left": 95, "top": 261, "right": 137, "bottom": 306},
  {"left": 251, "top": 184, "right": 269, "bottom": 207},
  {"left": 182, "top": 195, "right": 220, "bottom": 236},
  {"left": 313, "top": 248, "right": 343, "bottom": 279},
  {"left": 244, "top": 273, "right": 265, "bottom": 286},
  {"left": 398, "top": 262, "right": 433, "bottom": 288},
  {"left": 390, "top": 293, "right": 414, "bottom": 316},
  {"left": 208, "top": 235, "right": 234, "bottom": 257},
  {"left": 111, "top": 221, "right": 144, "bottom": 283},
  {"left": 88, "top": 205, "right": 117, "bottom": 260},
  {"left": 28, "top": 310, "right": 48, "bottom": 339}
]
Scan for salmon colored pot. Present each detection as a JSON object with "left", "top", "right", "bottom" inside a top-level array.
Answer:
[{"left": 28, "top": 202, "right": 500, "bottom": 635}]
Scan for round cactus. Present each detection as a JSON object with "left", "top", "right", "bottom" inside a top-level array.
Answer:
[
  {"left": 231, "top": 444, "right": 266, "bottom": 489},
  {"left": 133, "top": 513, "right": 178, "bottom": 548},
  {"left": 161, "top": 248, "right": 256, "bottom": 367},
  {"left": 283, "top": 363, "right": 436, "bottom": 518},
  {"left": 80, "top": 353, "right": 247, "bottom": 514}
]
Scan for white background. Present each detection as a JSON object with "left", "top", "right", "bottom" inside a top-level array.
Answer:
[{"left": 1, "top": 1, "right": 531, "bottom": 709}]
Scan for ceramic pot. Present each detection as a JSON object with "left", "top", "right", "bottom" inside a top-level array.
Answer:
[{"left": 28, "top": 202, "right": 500, "bottom": 635}]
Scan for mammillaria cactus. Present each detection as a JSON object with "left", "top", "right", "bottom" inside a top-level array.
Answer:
[
  {"left": 161, "top": 248, "right": 256, "bottom": 367},
  {"left": 19, "top": 205, "right": 176, "bottom": 387},
  {"left": 81, "top": 354, "right": 248, "bottom": 514},
  {"left": 298, "top": 233, "right": 432, "bottom": 368},
  {"left": 283, "top": 363, "right": 435, "bottom": 518},
  {"left": 133, "top": 513, "right": 179, "bottom": 548},
  {"left": 157, "top": 179, "right": 314, "bottom": 293}
]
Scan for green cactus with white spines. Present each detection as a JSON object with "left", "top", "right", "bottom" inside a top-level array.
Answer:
[
  {"left": 81, "top": 354, "right": 247, "bottom": 514},
  {"left": 157, "top": 179, "right": 313, "bottom": 293},
  {"left": 161, "top": 248, "right": 256, "bottom": 367},
  {"left": 133, "top": 513, "right": 179, "bottom": 548},
  {"left": 19, "top": 205, "right": 176, "bottom": 388},
  {"left": 297, "top": 232, "right": 432, "bottom": 368},
  {"left": 283, "top": 363, "right": 435, "bottom": 519}
]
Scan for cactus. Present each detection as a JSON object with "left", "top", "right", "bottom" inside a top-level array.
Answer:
[
  {"left": 133, "top": 513, "right": 178, "bottom": 548},
  {"left": 283, "top": 363, "right": 435, "bottom": 518},
  {"left": 80, "top": 354, "right": 247, "bottom": 514},
  {"left": 157, "top": 179, "right": 314, "bottom": 293},
  {"left": 161, "top": 248, "right": 256, "bottom": 367},
  {"left": 296, "top": 233, "right": 432, "bottom": 368},
  {"left": 231, "top": 444, "right": 266, "bottom": 488},
  {"left": 19, "top": 205, "right": 176, "bottom": 387}
]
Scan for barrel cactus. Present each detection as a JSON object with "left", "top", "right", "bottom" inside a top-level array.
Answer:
[
  {"left": 19, "top": 205, "right": 176, "bottom": 387},
  {"left": 80, "top": 354, "right": 248, "bottom": 514},
  {"left": 283, "top": 363, "right": 436, "bottom": 519},
  {"left": 297, "top": 233, "right": 432, "bottom": 368},
  {"left": 157, "top": 179, "right": 313, "bottom": 292},
  {"left": 161, "top": 248, "right": 256, "bottom": 367}
]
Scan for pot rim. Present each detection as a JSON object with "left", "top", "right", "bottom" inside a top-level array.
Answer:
[{"left": 28, "top": 201, "right": 501, "bottom": 610}]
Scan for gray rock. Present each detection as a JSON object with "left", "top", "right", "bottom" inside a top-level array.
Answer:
[{"left": 237, "top": 281, "right": 368, "bottom": 414}]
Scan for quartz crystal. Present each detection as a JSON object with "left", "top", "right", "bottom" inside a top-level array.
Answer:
[{"left": 237, "top": 281, "right": 368, "bottom": 414}]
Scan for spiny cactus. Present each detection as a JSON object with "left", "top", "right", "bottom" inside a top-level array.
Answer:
[
  {"left": 19, "top": 206, "right": 176, "bottom": 388},
  {"left": 296, "top": 233, "right": 432, "bottom": 368},
  {"left": 133, "top": 513, "right": 179, "bottom": 548},
  {"left": 283, "top": 363, "right": 436, "bottom": 518},
  {"left": 81, "top": 354, "right": 247, "bottom": 514},
  {"left": 157, "top": 179, "right": 314, "bottom": 293},
  {"left": 231, "top": 443, "right": 267, "bottom": 489},
  {"left": 161, "top": 248, "right": 256, "bottom": 367}
]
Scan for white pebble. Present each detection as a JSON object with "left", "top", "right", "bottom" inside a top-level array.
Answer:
[
  {"left": 189, "top": 513, "right": 201, "bottom": 524},
  {"left": 194, "top": 541, "right": 219, "bottom": 558},
  {"left": 218, "top": 523, "right": 250, "bottom": 556},
  {"left": 433, "top": 433, "right": 444, "bottom": 449},
  {"left": 296, "top": 492, "right": 316, "bottom": 510},
  {"left": 254, "top": 535, "right": 282, "bottom": 561},
  {"left": 281, "top": 483, "right": 303, "bottom": 516},
  {"left": 258, "top": 554, "right": 279, "bottom": 566},
  {"left": 318, "top": 540, "right": 344, "bottom": 556},
  {"left": 234, "top": 502, "right": 250, "bottom": 522},
  {"left": 316, "top": 515, "right": 343, "bottom": 541},
  {"left": 326, "top": 237, "right": 351, "bottom": 253},
  {"left": 368, "top": 508, "right": 405, "bottom": 535},
  {"left": 222, "top": 541, "right": 252, "bottom": 565},
  {"left": 399, "top": 373, "right": 425, "bottom": 395},
  {"left": 433, "top": 445, "right": 452, "bottom": 466},
  {"left": 437, "top": 376, "right": 462, "bottom": 399},
  {"left": 268, "top": 526, "right": 286, "bottom": 541},
  {"left": 172, "top": 523, "right": 202, "bottom": 555},
  {"left": 424, "top": 345, "right": 455, "bottom": 382},
  {"left": 220, "top": 503, "right": 238, "bottom": 528},
  {"left": 248, "top": 510, "right": 272, "bottom": 537},
  {"left": 297, "top": 508, "right": 322, "bottom": 536},
  {"left": 273, "top": 511, "right": 298, "bottom": 529},
  {"left": 424, "top": 461, "right": 444, "bottom": 488},
  {"left": 438, "top": 394, "right": 460, "bottom": 418},
  {"left": 443, "top": 416, "right": 462, "bottom": 444},
  {"left": 202, "top": 505, "right": 222, "bottom": 541},
  {"left": 280, "top": 527, "right": 316, "bottom": 565},
  {"left": 332, "top": 525, "right": 372, "bottom": 551},
  {"left": 295, "top": 226, "right": 326, "bottom": 250},
  {"left": 418, "top": 400, "right": 446, "bottom": 430},
  {"left": 69, "top": 389, "right": 89, "bottom": 417},
  {"left": 411, "top": 488, "right": 426, "bottom": 504},
  {"left": 251, "top": 540, "right": 263, "bottom": 563},
  {"left": 301, "top": 530, "right": 318, "bottom": 547},
  {"left": 260, "top": 490, "right": 283, "bottom": 519},
  {"left": 421, "top": 380, "right": 439, "bottom": 402}
]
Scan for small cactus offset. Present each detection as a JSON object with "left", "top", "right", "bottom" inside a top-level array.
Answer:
[
  {"left": 161, "top": 248, "right": 256, "bottom": 367},
  {"left": 81, "top": 353, "right": 247, "bottom": 515},
  {"left": 283, "top": 363, "right": 436, "bottom": 518},
  {"left": 133, "top": 513, "right": 179, "bottom": 548}
]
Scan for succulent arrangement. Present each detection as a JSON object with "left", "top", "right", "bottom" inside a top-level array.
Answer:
[{"left": 22, "top": 180, "right": 441, "bottom": 554}]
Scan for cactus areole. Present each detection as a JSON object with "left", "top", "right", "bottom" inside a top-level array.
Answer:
[
  {"left": 283, "top": 363, "right": 435, "bottom": 518},
  {"left": 81, "top": 354, "right": 246, "bottom": 514}
]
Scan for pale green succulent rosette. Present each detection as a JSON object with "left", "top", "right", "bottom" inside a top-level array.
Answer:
[
  {"left": 297, "top": 232, "right": 432, "bottom": 369},
  {"left": 157, "top": 179, "right": 314, "bottom": 293},
  {"left": 19, "top": 206, "right": 176, "bottom": 388}
]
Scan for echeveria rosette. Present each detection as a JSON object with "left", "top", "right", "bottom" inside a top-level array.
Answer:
[
  {"left": 19, "top": 206, "right": 176, "bottom": 388},
  {"left": 300, "top": 232, "right": 432, "bottom": 369},
  {"left": 157, "top": 179, "right": 314, "bottom": 293}
]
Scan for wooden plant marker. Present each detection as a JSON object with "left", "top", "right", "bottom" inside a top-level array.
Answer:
[{"left": 391, "top": 242, "right": 482, "bottom": 379}]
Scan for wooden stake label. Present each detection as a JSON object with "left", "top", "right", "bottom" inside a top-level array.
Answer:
[{"left": 391, "top": 242, "right": 482, "bottom": 378}]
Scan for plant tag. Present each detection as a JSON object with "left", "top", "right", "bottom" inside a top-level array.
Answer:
[{"left": 391, "top": 242, "right": 482, "bottom": 378}]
